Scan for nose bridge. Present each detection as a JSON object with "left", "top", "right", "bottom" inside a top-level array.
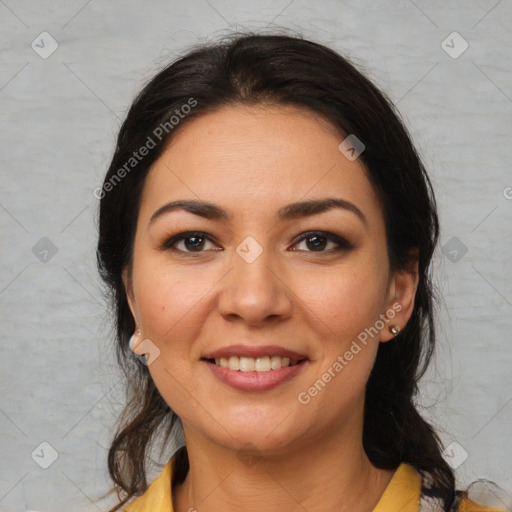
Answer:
[{"left": 218, "top": 237, "right": 292, "bottom": 323}]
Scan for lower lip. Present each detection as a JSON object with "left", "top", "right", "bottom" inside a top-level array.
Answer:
[{"left": 203, "top": 359, "right": 308, "bottom": 391}]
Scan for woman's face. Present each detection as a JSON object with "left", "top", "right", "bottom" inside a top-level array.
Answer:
[{"left": 124, "top": 104, "right": 417, "bottom": 454}]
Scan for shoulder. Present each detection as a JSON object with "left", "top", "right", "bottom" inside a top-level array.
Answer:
[{"left": 455, "top": 492, "right": 508, "bottom": 512}]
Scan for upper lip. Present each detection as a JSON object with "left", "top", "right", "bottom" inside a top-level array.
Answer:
[{"left": 202, "top": 344, "right": 308, "bottom": 360}]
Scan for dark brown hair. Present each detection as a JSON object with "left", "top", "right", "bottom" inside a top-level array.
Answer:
[{"left": 97, "top": 32, "right": 456, "bottom": 511}]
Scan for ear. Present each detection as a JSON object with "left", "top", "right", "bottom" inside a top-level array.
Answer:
[
  {"left": 122, "top": 266, "right": 137, "bottom": 325},
  {"left": 380, "top": 249, "right": 419, "bottom": 342}
]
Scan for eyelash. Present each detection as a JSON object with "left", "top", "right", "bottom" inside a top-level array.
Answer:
[{"left": 161, "top": 230, "right": 353, "bottom": 255}]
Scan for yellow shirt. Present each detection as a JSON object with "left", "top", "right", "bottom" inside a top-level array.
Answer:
[{"left": 124, "top": 455, "right": 505, "bottom": 512}]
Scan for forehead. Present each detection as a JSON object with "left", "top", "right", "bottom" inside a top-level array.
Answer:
[{"left": 139, "top": 104, "right": 382, "bottom": 225}]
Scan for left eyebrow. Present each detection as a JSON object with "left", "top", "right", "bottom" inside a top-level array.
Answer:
[
  {"left": 149, "top": 198, "right": 367, "bottom": 226},
  {"left": 278, "top": 198, "right": 367, "bottom": 225}
]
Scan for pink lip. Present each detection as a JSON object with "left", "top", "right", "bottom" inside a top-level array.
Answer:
[
  {"left": 202, "top": 344, "right": 308, "bottom": 360},
  {"left": 203, "top": 359, "right": 309, "bottom": 391}
]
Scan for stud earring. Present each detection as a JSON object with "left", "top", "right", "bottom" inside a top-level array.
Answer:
[
  {"left": 389, "top": 325, "right": 400, "bottom": 336},
  {"left": 129, "top": 328, "right": 142, "bottom": 351}
]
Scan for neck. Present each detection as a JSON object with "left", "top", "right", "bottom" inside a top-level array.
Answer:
[{"left": 172, "top": 417, "right": 395, "bottom": 512}]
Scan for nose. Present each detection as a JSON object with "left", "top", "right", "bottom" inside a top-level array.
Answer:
[{"left": 217, "top": 246, "right": 293, "bottom": 326}]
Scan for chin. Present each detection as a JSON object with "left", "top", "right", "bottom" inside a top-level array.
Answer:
[{"left": 207, "top": 416, "right": 304, "bottom": 455}]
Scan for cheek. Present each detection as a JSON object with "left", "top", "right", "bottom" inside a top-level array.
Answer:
[
  {"left": 133, "top": 263, "right": 212, "bottom": 346},
  {"left": 293, "top": 256, "right": 389, "bottom": 400},
  {"left": 291, "top": 269, "right": 386, "bottom": 417},
  {"left": 132, "top": 266, "right": 212, "bottom": 414},
  {"left": 302, "top": 261, "right": 388, "bottom": 336}
]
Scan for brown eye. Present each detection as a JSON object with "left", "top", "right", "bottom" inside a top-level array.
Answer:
[
  {"left": 303, "top": 234, "right": 328, "bottom": 251},
  {"left": 292, "top": 231, "right": 353, "bottom": 253},
  {"left": 182, "top": 235, "right": 206, "bottom": 251},
  {"left": 162, "top": 232, "right": 218, "bottom": 253}
]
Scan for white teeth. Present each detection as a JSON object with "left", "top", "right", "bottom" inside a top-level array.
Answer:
[
  {"left": 212, "top": 355, "right": 303, "bottom": 372},
  {"left": 228, "top": 356, "right": 239, "bottom": 370},
  {"left": 239, "top": 357, "right": 255, "bottom": 372},
  {"left": 255, "top": 356, "right": 270, "bottom": 372},
  {"left": 270, "top": 355, "right": 282, "bottom": 370}
]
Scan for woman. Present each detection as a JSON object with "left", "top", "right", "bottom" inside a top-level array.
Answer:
[{"left": 96, "top": 33, "right": 507, "bottom": 512}]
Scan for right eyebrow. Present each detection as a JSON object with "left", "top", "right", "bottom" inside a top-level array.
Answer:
[{"left": 149, "top": 200, "right": 228, "bottom": 225}]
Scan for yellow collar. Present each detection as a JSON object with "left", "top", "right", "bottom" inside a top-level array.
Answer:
[
  {"left": 124, "top": 457, "right": 175, "bottom": 511},
  {"left": 372, "top": 462, "right": 421, "bottom": 512}
]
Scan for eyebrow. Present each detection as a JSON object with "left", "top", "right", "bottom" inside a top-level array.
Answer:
[{"left": 149, "top": 198, "right": 367, "bottom": 226}]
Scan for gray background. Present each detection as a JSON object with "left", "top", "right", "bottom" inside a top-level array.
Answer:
[{"left": 1, "top": 1, "right": 511, "bottom": 511}]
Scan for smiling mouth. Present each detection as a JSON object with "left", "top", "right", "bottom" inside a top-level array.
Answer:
[{"left": 202, "top": 355, "right": 307, "bottom": 372}]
